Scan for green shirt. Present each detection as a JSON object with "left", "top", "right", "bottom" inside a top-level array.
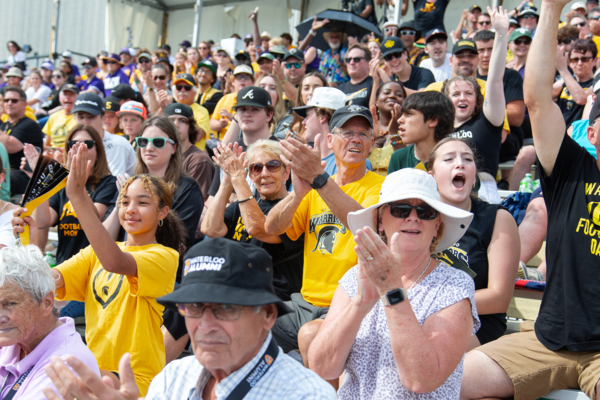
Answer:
[
  {"left": 0, "top": 142, "right": 11, "bottom": 202},
  {"left": 388, "top": 144, "right": 428, "bottom": 174}
]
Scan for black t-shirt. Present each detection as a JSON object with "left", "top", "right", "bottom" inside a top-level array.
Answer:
[
  {"left": 223, "top": 194, "right": 304, "bottom": 300},
  {"left": 50, "top": 175, "right": 117, "bottom": 264},
  {"left": 41, "top": 88, "right": 62, "bottom": 112},
  {"left": 354, "top": 0, "right": 377, "bottom": 24},
  {"left": 413, "top": 0, "right": 449, "bottom": 32},
  {"left": 0, "top": 117, "right": 44, "bottom": 170},
  {"left": 173, "top": 175, "right": 203, "bottom": 252},
  {"left": 535, "top": 135, "right": 600, "bottom": 351},
  {"left": 435, "top": 200, "right": 506, "bottom": 344},
  {"left": 392, "top": 66, "right": 436, "bottom": 91},
  {"left": 338, "top": 76, "right": 373, "bottom": 108},
  {"left": 452, "top": 111, "right": 503, "bottom": 177},
  {"left": 557, "top": 77, "right": 593, "bottom": 129}
]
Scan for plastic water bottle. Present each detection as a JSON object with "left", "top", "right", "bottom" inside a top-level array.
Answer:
[
  {"left": 532, "top": 179, "right": 541, "bottom": 192},
  {"left": 44, "top": 252, "right": 56, "bottom": 268},
  {"left": 519, "top": 173, "right": 534, "bottom": 193}
]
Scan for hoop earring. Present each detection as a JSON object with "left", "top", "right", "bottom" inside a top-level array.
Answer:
[
  {"left": 432, "top": 236, "right": 438, "bottom": 244},
  {"left": 158, "top": 219, "right": 163, "bottom": 227}
]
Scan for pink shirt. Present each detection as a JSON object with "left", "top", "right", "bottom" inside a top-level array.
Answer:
[{"left": 0, "top": 317, "right": 99, "bottom": 400}]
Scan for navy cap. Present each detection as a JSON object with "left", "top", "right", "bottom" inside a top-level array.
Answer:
[
  {"left": 235, "top": 86, "right": 271, "bottom": 108},
  {"left": 425, "top": 29, "right": 448, "bottom": 44},
  {"left": 164, "top": 103, "right": 194, "bottom": 119},
  {"left": 452, "top": 39, "right": 478, "bottom": 54},
  {"left": 380, "top": 36, "right": 405, "bottom": 58},
  {"left": 103, "top": 96, "right": 121, "bottom": 112},
  {"left": 59, "top": 84, "right": 80, "bottom": 95},
  {"left": 174, "top": 73, "right": 197, "bottom": 86},
  {"left": 283, "top": 48, "right": 305, "bottom": 62},
  {"left": 329, "top": 105, "right": 373, "bottom": 131},
  {"left": 111, "top": 84, "right": 136, "bottom": 101},
  {"left": 156, "top": 238, "right": 292, "bottom": 316},
  {"left": 72, "top": 93, "right": 103, "bottom": 116}
]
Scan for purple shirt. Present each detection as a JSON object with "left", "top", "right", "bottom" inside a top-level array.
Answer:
[
  {"left": 103, "top": 69, "right": 130, "bottom": 97},
  {"left": 0, "top": 317, "right": 99, "bottom": 400}
]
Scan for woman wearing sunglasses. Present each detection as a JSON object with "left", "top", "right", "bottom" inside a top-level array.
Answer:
[
  {"left": 308, "top": 168, "right": 479, "bottom": 399},
  {"left": 145, "top": 64, "right": 173, "bottom": 116},
  {"left": 202, "top": 140, "right": 303, "bottom": 301},
  {"left": 20, "top": 125, "right": 117, "bottom": 315},
  {"left": 173, "top": 50, "right": 187, "bottom": 80},
  {"left": 12, "top": 146, "right": 185, "bottom": 395}
]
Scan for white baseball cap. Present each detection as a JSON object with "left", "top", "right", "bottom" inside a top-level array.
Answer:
[
  {"left": 347, "top": 169, "right": 473, "bottom": 253},
  {"left": 293, "top": 87, "right": 348, "bottom": 118},
  {"left": 571, "top": 1, "right": 586, "bottom": 10},
  {"left": 62, "top": 50, "right": 73, "bottom": 58}
]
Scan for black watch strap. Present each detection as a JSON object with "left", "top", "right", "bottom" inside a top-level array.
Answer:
[{"left": 310, "top": 172, "right": 330, "bottom": 189}]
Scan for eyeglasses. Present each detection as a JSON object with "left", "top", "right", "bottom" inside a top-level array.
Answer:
[
  {"left": 335, "top": 130, "right": 370, "bottom": 140},
  {"left": 177, "top": 303, "right": 245, "bottom": 321},
  {"left": 400, "top": 30, "right": 416, "bottom": 36},
  {"left": 285, "top": 62, "right": 302, "bottom": 69},
  {"left": 248, "top": 160, "right": 283, "bottom": 176},
  {"left": 478, "top": 20, "right": 491, "bottom": 25},
  {"left": 559, "top": 38, "right": 576, "bottom": 45},
  {"left": 216, "top": 53, "right": 228, "bottom": 58},
  {"left": 3, "top": 98, "right": 20, "bottom": 104},
  {"left": 383, "top": 52, "right": 403, "bottom": 61},
  {"left": 83, "top": 64, "right": 93, "bottom": 69},
  {"left": 175, "top": 84, "right": 193, "bottom": 91},
  {"left": 135, "top": 137, "right": 175, "bottom": 148},
  {"left": 51, "top": 74, "right": 63, "bottom": 78},
  {"left": 67, "top": 140, "right": 95, "bottom": 150},
  {"left": 514, "top": 38, "right": 532, "bottom": 45},
  {"left": 572, "top": 22, "right": 586, "bottom": 28},
  {"left": 139, "top": 59, "right": 151, "bottom": 64},
  {"left": 570, "top": 56, "right": 592, "bottom": 63},
  {"left": 344, "top": 57, "right": 366, "bottom": 64},
  {"left": 387, "top": 202, "right": 439, "bottom": 220},
  {"left": 235, "top": 74, "right": 253, "bottom": 81},
  {"left": 153, "top": 75, "right": 166, "bottom": 81}
]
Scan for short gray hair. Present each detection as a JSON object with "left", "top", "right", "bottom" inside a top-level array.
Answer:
[{"left": 0, "top": 245, "right": 55, "bottom": 304}]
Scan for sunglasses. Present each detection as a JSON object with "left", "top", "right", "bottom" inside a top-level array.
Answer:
[
  {"left": 104, "top": 60, "right": 118, "bottom": 64},
  {"left": 139, "top": 59, "right": 151, "bottom": 64},
  {"left": 572, "top": 22, "right": 586, "bottom": 28},
  {"left": 570, "top": 56, "right": 592, "bottom": 63},
  {"left": 285, "top": 62, "right": 302, "bottom": 69},
  {"left": 135, "top": 137, "right": 175, "bottom": 148},
  {"left": 514, "top": 38, "right": 532, "bottom": 45},
  {"left": 153, "top": 75, "right": 166, "bottom": 81},
  {"left": 51, "top": 74, "right": 63, "bottom": 78},
  {"left": 67, "top": 140, "right": 95, "bottom": 150},
  {"left": 248, "top": 160, "right": 283, "bottom": 176},
  {"left": 478, "top": 20, "right": 491, "bottom": 25},
  {"left": 400, "top": 30, "right": 416, "bottom": 36},
  {"left": 344, "top": 57, "right": 366, "bottom": 64},
  {"left": 387, "top": 202, "right": 439, "bottom": 220},
  {"left": 559, "top": 38, "right": 576, "bottom": 45},
  {"left": 383, "top": 52, "right": 403, "bottom": 61},
  {"left": 3, "top": 98, "right": 20, "bottom": 104},
  {"left": 198, "top": 46, "right": 209, "bottom": 50},
  {"left": 522, "top": 14, "right": 537, "bottom": 19},
  {"left": 176, "top": 84, "right": 193, "bottom": 91},
  {"left": 592, "top": 16, "right": 600, "bottom": 20}
]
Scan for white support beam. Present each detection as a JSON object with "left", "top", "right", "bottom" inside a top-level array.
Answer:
[{"left": 192, "top": 0, "right": 203, "bottom": 47}]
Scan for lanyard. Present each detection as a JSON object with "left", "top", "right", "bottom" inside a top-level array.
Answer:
[
  {"left": 224, "top": 336, "right": 279, "bottom": 400},
  {"left": 1, "top": 365, "right": 34, "bottom": 400}
]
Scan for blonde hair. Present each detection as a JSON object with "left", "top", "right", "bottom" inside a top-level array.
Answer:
[
  {"left": 269, "top": 37, "right": 284, "bottom": 47},
  {"left": 256, "top": 74, "right": 286, "bottom": 133},
  {"left": 246, "top": 139, "right": 286, "bottom": 167}
]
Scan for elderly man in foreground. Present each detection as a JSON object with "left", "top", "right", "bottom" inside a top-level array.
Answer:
[
  {"left": 0, "top": 245, "right": 99, "bottom": 400},
  {"left": 42, "top": 238, "right": 337, "bottom": 400}
]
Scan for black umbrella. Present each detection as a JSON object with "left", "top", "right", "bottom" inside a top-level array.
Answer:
[{"left": 296, "top": 9, "right": 382, "bottom": 51}]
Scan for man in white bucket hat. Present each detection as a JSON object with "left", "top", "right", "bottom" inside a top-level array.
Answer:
[{"left": 308, "top": 168, "right": 480, "bottom": 396}]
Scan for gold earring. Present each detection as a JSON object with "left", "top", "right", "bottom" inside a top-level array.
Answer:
[{"left": 158, "top": 219, "right": 163, "bottom": 227}]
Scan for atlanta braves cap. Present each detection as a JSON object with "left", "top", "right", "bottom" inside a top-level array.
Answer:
[{"left": 234, "top": 86, "right": 271, "bottom": 109}]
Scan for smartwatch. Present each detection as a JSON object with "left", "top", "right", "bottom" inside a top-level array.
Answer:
[
  {"left": 310, "top": 172, "right": 330, "bottom": 189},
  {"left": 381, "top": 288, "right": 408, "bottom": 307}
]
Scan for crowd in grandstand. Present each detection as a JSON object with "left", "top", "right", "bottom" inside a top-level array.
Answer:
[{"left": 0, "top": 0, "right": 599, "bottom": 398}]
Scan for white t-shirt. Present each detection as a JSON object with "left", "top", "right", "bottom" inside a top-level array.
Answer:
[
  {"left": 25, "top": 85, "right": 52, "bottom": 113},
  {"left": 102, "top": 131, "right": 136, "bottom": 177},
  {"left": 420, "top": 54, "right": 452, "bottom": 83},
  {"left": 0, "top": 211, "right": 16, "bottom": 248}
]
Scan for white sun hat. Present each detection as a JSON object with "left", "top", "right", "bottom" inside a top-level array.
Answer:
[
  {"left": 293, "top": 87, "right": 348, "bottom": 118},
  {"left": 347, "top": 169, "right": 474, "bottom": 253}
]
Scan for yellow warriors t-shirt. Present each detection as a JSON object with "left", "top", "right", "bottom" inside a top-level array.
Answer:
[
  {"left": 55, "top": 242, "right": 179, "bottom": 396},
  {"left": 286, "top": 171, "right": 384, "bottom": 307},
  {"left": 211, "top": 92, "right": 237, "bottom": 141},
  {"left": 42, "top": 109, "right": 76, "bottom": 148}
]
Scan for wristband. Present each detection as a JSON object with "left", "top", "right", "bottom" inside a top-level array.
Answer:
[
  {"left": 309, "top": 29, "right": 316, "bottom": 36},
  {"left": 233, "top": 117, "right": 238, "bottom": 123},
  {"left": 148, "top": 87, "right": 154, "bottom": 92},
  {"left": 237, "top": 196, "right": 254, "bottom": 204}
]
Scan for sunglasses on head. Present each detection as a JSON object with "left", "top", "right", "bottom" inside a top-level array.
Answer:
[
  {"left": 248, "top": 160, "right": 283, "bottom": 176},
  {"left": 572, "top": 21, "right": 586, "bottom": 28},
  {"left": 135, "top": 137, "right": 175, "bottom": 148},
  {"left": 570, "top": 56, "right": 592, "bottom": 63},
  {"left": 383, "top": 52, "right": 403, "bottom": 61},
  {"left": 387, "top": 202, "right": 439, "bottom": 220},
  {"left": 400, "top": 30, "right": 416, "bottom": 36},
  {"left": 67, "top": 140, "right": 95, "bottom": 150},
  {"left": 344, "top": 57, "right": 366, "bottom": 64},
  {"left": 153, "top": 75, "right": 166, "bottom": 81},
  {"left": 176, "top": 84, "right": 193, "bottom": 91},
  {"left": 285, "top": 62, "right": 302, "bottom": 69},
  {"left": 514, "top": 38, "right": 532, "bottom": 45},
  {"left": 3, "top": 98, "right": 20, "bottom": 104}
]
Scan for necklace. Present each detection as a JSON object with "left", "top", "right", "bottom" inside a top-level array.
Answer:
[{"left": 409, "top": 257, "right": 432, "bottom": 290}]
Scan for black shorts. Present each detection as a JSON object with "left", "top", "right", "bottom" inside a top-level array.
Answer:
[{"left": 499, "top": 127, "right": 524, "bottom": 163}]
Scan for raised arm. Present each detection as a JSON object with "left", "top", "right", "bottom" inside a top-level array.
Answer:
[
  {"left": 453, "top": 10, "right": 469, "bottom": 40},
  {"left": 555, "top": 48, "right": 591, "bottom": 106},
  {"left": 483, "top": 6, "right": 508, "bottom": 127},
  {"left": 524, "top": 0, "right": 570, "bottom": 176},
  {"left": 299, "top": 17, "right": 330, "bottom": 51}
]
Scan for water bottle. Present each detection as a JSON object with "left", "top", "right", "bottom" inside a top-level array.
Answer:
[
  {"left": 532, "top": 179, "right": 541, "bottom": 192},
  {"left": 44, "top": 252, "right": 56, "bottom": 268},
  {"left": 519, "top": 173, "right": 534, "bottom": 193}
]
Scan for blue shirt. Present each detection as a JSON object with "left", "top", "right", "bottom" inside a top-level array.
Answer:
[
  {"left": 103, "top": 69, "right": 129, "bottom": 97},
  {"left": 322, "top": 151, "right": 373, "bottom": 176},
  {"left": 77, "top": 75, "right": 104, "bottom": 95},
  {"left": 145, "top": 332, "right": 337, "bottom": 400},
  {"left": 571, "top": 119, "right": 597, "bottom": 158}
]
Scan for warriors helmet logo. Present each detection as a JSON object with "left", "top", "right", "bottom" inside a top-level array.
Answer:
[
  {"left": 588, "top": 202, "right": 600, "bottom": 226},
  {"left": 312, "top": 225, "right": 341, "bottom": 254},
  {"left": 265, "top": 354, "right": 274, "bottom": 365},
  {"left": 384, "top": 39, "right": 395, "bottom": 48},
  {"left": 184, "top": 259, "right": 191, "bottom": 276}
]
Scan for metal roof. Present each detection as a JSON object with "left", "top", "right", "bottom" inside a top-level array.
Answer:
[{"left": 139, "top": 0, "right": 261, "bottom": 12}]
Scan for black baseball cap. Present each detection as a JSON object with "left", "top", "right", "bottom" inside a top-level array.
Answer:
[
  {"left": 235, "top": 50, "right": 251, "bottom": 60},
  {"left": 452, "top": 39, "right": 478, "bottom": 54},
  {"left": 234, "top": 86, "right": 272, "bottom": 109},
  {"left": 590, "top": 100, "right": 600, "bottom": 125},
  {"left": 380, "top": 36, "right": 405, "bottom": 58},
  {"left": 164, "top": 103, "right": 194, "bottom": 119},
  {"left": 156, "top": 238, "right": 292, "bottom": 316},
  {"left": 72, "top": 93, "right": 103, "bottom": 116},
  {"left": 82, "top": 58, "right": 98, "bottom": 67},
  {"left": 425, "top": 29, "right": 448, "bottom": 44},
  {"left": 111, "top": 84, "right": 136, "bottom": 101},
  {"left": 59, "top": 83, "right": 80, "bottom": 95},
  {"left": 283, "top": 48, "right": 305, "bottom": 62},
  {"left": 179, "top": 40, "right": 192, "bottom": 48},
  {"left": 398, "top": 21, "right": 421, "bottom": 41},
  {"left": 103, "top": 96, "right": 121, "bottom": 112},
  {"left": 174, "top": 73, "right": 197, "bottom": 86},
  {"left": 329, "top": 105, "right": 373, "bottom": 131},
  {"left": 469, "top": 5, "right": 482, "bottom": 12}
]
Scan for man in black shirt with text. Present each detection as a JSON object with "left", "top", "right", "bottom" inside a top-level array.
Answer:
[
  {"left": 461, "top": 1, "right": 600, "bottom": 399},
  {"left": 337, "top": 44, "right": 373, "bottom": 108}
]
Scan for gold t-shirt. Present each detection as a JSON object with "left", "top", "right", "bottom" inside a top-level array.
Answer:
[
  {"left": 211, "top": 92, "right": 237, "bottom": 141},
  {"left": 42, "top": 109, "right": 76, "bottom": 148}
]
